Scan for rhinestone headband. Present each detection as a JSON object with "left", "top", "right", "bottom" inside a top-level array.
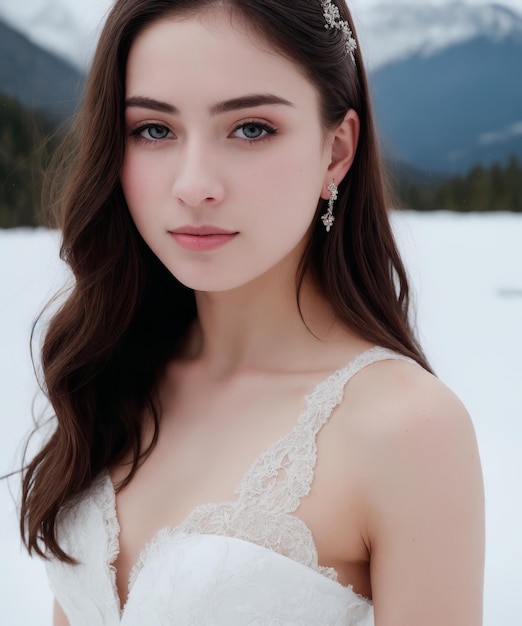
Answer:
[{"left": 321, "top": 0, "right": 357, "bottom": 64}]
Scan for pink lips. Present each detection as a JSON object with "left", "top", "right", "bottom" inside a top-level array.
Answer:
[{"left": 169, "top": 225, "right": 238, "bottom": 252}]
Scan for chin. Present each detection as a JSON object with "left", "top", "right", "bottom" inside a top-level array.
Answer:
[
  {"left": 167, "top": 263, "right": 280, "bottom": 294},
  {"left": 158, "top": 245, "right": 301, "bottom": 294},
  {"left": 168, "top": 270, "right": 255, "bottom": 294}
]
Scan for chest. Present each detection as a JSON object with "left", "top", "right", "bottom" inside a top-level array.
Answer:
[{"left": 111, "top": 369, "right": 371, "bottom": 607}]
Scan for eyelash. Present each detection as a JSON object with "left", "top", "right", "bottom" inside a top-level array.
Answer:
[
  {"left": 129, "top": 124, "right": 172, "bottom": 144},
  {"left": 128, "top": 120, "right": 278, "bottom": 145},
  {"left": 232, "top": 120, "right": 278, "bottom": 144}
]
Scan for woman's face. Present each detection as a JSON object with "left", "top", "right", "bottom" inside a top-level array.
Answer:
[{"left": 121, "top": 10, "right": 335, "bottom": 293}]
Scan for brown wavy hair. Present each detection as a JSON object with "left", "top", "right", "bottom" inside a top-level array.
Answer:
[{"left": 21, "top": 0, "right": 431, "bottom": 562}]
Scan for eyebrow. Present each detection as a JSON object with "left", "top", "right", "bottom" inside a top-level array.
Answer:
[
  {"left": 210, "top": 94, "right": 294, "bottom": 115},
  {"left": 124, "top": 93, "right": 294, "bottom": 115}
]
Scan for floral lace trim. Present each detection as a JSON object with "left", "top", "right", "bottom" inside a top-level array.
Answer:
[
  {"left": 90, "top": 473, "right": 122, "bottom": 610},
  {"left": 96, "top": 347, "right": 415, "bottom": 606}
]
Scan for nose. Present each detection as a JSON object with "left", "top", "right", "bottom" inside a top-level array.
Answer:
[{"left": 171, "top": 139, "right": 225, "bottom": 209}]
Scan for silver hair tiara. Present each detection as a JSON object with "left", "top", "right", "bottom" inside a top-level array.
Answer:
[{"left": 321, "top": 0, "right": 357, "bottom": 64}]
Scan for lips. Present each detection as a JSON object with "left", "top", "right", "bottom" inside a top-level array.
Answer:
[
  {"left": 169, "top": 225, "right": 238, "bottom": 252},
  {"left": 170, "top": 225, "right": 237, "bottom": 236}
]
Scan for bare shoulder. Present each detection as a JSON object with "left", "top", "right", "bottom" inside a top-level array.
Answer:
[
  {"left": 340, "top": 356, "right": 483, "bottom": 516},
  {"left": 334, "top": 357, "right": 485, "bottom": 625},
  {"left": 341, "top": 356, "right": 477, "bottom": 449}
]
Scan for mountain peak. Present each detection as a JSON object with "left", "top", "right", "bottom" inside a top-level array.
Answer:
[
  {"left": 0, "top": 0, "right": 105, "bottom": 69},
  {"left": 361, "top": 1, "right": 522, "bottom": 69},
  {"left": 2, "top": 1, "right": 522, "bottom": 71}
]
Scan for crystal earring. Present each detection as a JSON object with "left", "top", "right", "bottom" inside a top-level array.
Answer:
[{"left": 321, "top": 181, "right": 338, "bottom": 233}]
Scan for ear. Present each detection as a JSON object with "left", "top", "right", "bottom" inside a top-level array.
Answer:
[{"left": 321, "top": 109, "right": 360, "bottom": 199}]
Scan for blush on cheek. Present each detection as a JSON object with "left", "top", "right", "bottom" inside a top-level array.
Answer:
[{"left": 120, "top": 158, "right": 151, "bottom": 208}]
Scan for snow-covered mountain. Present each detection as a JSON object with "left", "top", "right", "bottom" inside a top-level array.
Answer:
[
  {"left": 0, "top": 0, "right": 109, "bottom": 70},
  {"left": 371, "top": 30, "right": 522, "bottom": 172},
  {"left": 358, "top": 0, "right": 522, "bottom": 69},
  {"left": 0, "top": 19, "right": 83, "bottom": 117},
  {"left": 1, "top": 0, "right": 522, "bottom": 70},
  {"left": 1, "top": 0, "right": 521, "bottom": 173}
]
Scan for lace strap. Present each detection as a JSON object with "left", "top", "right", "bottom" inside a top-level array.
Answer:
[
  {"left": 236, "top": 347, "right": 417, "bottom": 511},
  {"left": 302, "top": 346, "right": 417, "bottom": 430}
]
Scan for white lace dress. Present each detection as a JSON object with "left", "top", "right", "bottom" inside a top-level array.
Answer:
[{"left": 46, "top": 347, "right": 414, "bottom": 625}]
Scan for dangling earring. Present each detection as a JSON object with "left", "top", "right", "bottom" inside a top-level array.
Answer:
[{"left": 321, "top": 181, "right": 338, "bottom": 233}]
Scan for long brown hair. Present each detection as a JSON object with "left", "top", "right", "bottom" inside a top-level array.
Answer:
[{"left": 21, "top": 0, "right": 431, "bottom": 562}]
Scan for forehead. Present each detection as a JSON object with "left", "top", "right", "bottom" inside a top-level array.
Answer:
[{"left": 125, "top": 10, "right": 320, "bottom": 111}]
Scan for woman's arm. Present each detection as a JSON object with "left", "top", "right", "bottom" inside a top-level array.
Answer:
[
  {"left": 53, "top": 600, "right": 69, "bottom": 626},
  {"left": 365, "top": 372, "right": 485, "bottom": 625}
]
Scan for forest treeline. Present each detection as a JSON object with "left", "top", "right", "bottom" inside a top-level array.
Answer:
[
  {"left": 1, "top": 91, "right": 521, "bottom": 228},
  {"left": 399, "top": 156, "right": 522, "bottom": 213},
  {"left": 0, "top": 92, "right": 60, "bottom": 228}
]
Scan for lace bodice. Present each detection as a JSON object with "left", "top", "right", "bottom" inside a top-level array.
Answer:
[{"left": 46, "top": 347, "right": 415, "bottom": 625}]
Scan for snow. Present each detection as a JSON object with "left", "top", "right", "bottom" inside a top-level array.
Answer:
[
  {"left": 0, "top": 0, "right": 110, "bottom": 69},
  {"left": 1, "top": 0, "right": 522, "bottom": 71},
  {"left": 351, "top": 1, "right": 522, "bottom": 70},
  {"left": 479, "top": 120, "right": 522, "bottom": 146},
  {"left": 1, "top": 212, "right": 521, "bottom": 623}
]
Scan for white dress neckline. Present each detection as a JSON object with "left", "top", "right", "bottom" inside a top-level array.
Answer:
[
  {"left": 91, "top": 346, "right": 415, "bottom": 617},
  {"left": 47, "top": 346, "right": 416, "bottom": 625}
]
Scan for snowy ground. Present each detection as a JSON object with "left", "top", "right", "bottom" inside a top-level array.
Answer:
[{"left": 1, "top": 212, "right": 521, "bottom": 624}]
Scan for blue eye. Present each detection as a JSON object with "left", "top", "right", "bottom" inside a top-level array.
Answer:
[
  {"left": 233, "top": 122, "right": 277, "bottom": 142},
  {"left": 147, "top": 125, "right": 169, "bottom": 139},
  {"left": 131, "top": 124, "right": 172, "bottom": 141}
]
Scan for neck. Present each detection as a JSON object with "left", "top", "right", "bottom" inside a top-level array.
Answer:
[{"left": 185, "top": 263, "right": 348, "bottom": 378}]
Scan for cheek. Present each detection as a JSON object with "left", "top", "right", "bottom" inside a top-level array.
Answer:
[
  {"left": 120, "top": 152, "right": 163, "bottom": 214},
  {"left": 244, "top": 149, "right": 324, "bottom": 231}
]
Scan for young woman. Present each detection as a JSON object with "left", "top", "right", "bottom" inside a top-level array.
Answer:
[{"left": 20, "top": 1, "right": 485, "bottom": 624}]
